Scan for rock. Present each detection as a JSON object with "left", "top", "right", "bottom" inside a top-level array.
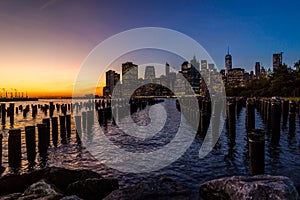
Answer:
[
  {"left": 0, "top": 169, "right": 45, "bottom": 196},
  {"left": 199, "top": 175, "right": 299, "bottom": 200},
  {"left": 0, "top": 193, "right": 22, "bottom": 200},
  {"left": 24, "top": 179, "right": 59, "bottom": 196},
  {"left": 65, "top": 178, "right": 119, "bottom": 200},
  {"left": 0, "top": 167, "right": 102, "bottom": 196},
  {"left": 43, "top": 167, "right": 102, "bottom": 191},
  {"left": 60, "top": 195, "right": 83, "bottom": 200},
  {"left": 104, "top": 178, "right": 195, "bottom": 200}
]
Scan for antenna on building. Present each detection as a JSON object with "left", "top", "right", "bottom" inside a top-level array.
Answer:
[{"left": 227, "top": 46, "right": 230, "bottom": 55}]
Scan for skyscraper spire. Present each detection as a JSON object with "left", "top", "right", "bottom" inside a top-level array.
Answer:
[{"left": 227, "top": 46, "right": 230, "bottom": 55}]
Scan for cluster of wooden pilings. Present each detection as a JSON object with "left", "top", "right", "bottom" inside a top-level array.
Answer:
[
  {"left": 226, "top": 97, "right": 300, "bottom": 175},
  {"left": 0, "top": 98, "right": 163, "bottom": 171},
  {"left": 177, "top": 96, "right": 300, "bottom": 176},
  {"left": 176, "top": 96, "right": 212, "bottom": 135}
]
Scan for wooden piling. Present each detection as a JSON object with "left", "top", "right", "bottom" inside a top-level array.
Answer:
[
  {"left": 289, "top": 100, "right": 296, "bottom": 133},
  {"left": 87, "top": 111, "right": 93, "bottom": 132},
  {"left": 51, "top": 117, "right": 58, "bottom": 146},
  {"left": 248, "top": 129, "right": 265, "bottom": 175},
  {"left": 1, "top": 104, "right": 6, "bottom": 125},
  {"left": 25, "top": 126, "right": 36, "bottom": 164},
  {"left": 8, "top": 129, "right": 22, "bottom": 168},
  {"left": 42, "top": 118, "right": 51, "bottom": 146},
  {"left": 9, "top": 103, "right": 14, "bottom": 126},
  {"left": 75, "top": 115, "right": 82, "bottom": 141},
  {"left": 271, "top": 101, "right": 281, "bottom": 143},
  {"left": 66, "top": 114, "right": 71, "bottom": 137},
  {"left": 246, "top": 99, "right": 255, "bottom": 132},
  {"left": 37, "top": 124, "right": 48, "bottom": 157},
  {"left": 59, "top": 115, "right": 66, "bottom": 139},
  {"left": 50, "top": 102, "right": 54, "bottom": 117},
  {"left": 226, "top": 101, "right": 236, "bottom": 136},
  {"left": 0, "top": 133, "right": 3, "bottom": 170},
  {"left": 82, "top": 112, "right": 87, "bottom": 130}
]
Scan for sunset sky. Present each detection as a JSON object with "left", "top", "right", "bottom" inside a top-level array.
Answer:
[{"left": 1, "top": 0, "right": 300, "bottom": 97}]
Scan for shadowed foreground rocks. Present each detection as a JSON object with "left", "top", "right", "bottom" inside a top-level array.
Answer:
[
  {"left": 199, "top": 175, "right": 299, "bottom": 200},
  {"left": 1, "top": 169, "right": 299, "bottom": 200},
  {"left": 0, "top": 167, "right": 118, "bottom": 200},
  {"left": 104, "top": 178, "right": 196, "bottom": 200}
]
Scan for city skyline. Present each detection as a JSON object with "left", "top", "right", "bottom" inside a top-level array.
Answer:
[{"left": 1, "top": 0, "right": 300, "bottom": 97}]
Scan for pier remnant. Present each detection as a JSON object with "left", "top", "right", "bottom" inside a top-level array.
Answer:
[
  {"left": 25, "top": 126, "right": 36, "bottom": 165},
  {"left": 248, "top": 129, "right": 265, "bottom": 175},
  {"left": 8, "top": 129, "right": 22, "bottom": 168}
]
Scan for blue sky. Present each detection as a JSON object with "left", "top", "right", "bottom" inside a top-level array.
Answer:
[{"left": 0, "top": 0, "right": 300, "bottom": 95}]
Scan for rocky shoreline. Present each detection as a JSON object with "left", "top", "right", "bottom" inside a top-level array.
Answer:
[{"left": 0, "top": 167, "right": 299, "bottom": 200}]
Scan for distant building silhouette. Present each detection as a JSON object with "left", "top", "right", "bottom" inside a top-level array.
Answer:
[
  {"left": 261, "top": 67, "right": 266, "bottom": 78},
  {"left": 225, "top": 47, "right": 232, "bottom": 74},
  {"left": 179, "top": 61, "right": 200, "bottom": 94},
  {"left": 201, "top": 60, "right": 207, "bottom": 71},
  {"left": 250, "top": 71, "right": 254, "bottom": 80},
  {"left": 208, "top": 63, "right": 215, "bottom": 70},
  {"left": 122, "top": 62, "right": 138, "bottom": 97},
  {"left": 191, "top": 56, "right": 200, "bottom": 71},
  {"left": 165, "top": 62, "right": 170, "bottom": 77},
  {"left": 103, "top": 70, "right": 120, "bottom": 97},
  {"left": 273, "top": 52, "right": 283, "bottom": 71},
  {"left": 227, "top": 68, "right": 245, "bottom": 87},
  {"left": 144, "top": 66, "right": 156, "bottom": 80},
  {"left": 255, "top": 62, "right": 261, "bottom": 79}
]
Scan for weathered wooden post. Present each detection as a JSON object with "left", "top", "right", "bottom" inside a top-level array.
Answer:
[
  {"left": 37, "top": 124, "right": 48, "bottom": 158},
  {"left": 266, "top": 101, "right": 272, "bottom": 130},
  {"left": 271, "top": 101, "right": 281, "bottom": 143},
  {"left": 1, "top": 104, "right": 6, "bottom": 125},
  {"left": 0, "top": 133, "right": 4, "bottom": 172},
  {"left": 246, "top": 98, "right": 255, "bottom": 132},
  {"left": 248, "top": 129, "right": 265, "bottom": 175},
  {"left": 66, "top": 114, "right": 71, "bottom": 138},
  {"left": 25, "top": 126, "right": 36, "bottom": 164},
  {"left": 87, "top": 110, "right": 93, "bottom": 133},
  {"left": 49, "top": 102, "right": 54, "bottom": 117},
  {"left": 98, "top": 109, "right": 103, "bottom": 125},
  {"left": 226, "top": 100, "right": 236, "bottom": 137},
  {"left": 59, "top": 115, "right": 66, "bottom": 140},
  {"left": 51, "top": 117, "right": 58, "bottom": 146},
  {"left": 9, "top": 103, "right": 14, "bottom": 127},
  {"left": 8, "top": 129, "right": 22, "bottom": 168},
  {"left": 289, "top": 100, "right": 296, "bottom": 133},
  {"left": 75, "top": 115, "right": 82, "bottom": 142},
  {"left": 82, "top": 111, "right": 87, "bottom": 130},
  {"left": 42, "top": 118, "right": 51, "bottom": 146},
  {"left": 281, "top": 100, "right": 289, "bottom": 128}
]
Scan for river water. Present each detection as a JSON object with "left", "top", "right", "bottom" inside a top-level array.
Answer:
[{"left": 0, "top": 98, "right": 300, "bottom": 192}]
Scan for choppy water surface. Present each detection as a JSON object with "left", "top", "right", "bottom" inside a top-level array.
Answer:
[{"left": 0, "top": 98, "right": 300, "bottom": 192}]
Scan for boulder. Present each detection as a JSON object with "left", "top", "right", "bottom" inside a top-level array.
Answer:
[
  {"left": 60, "top": 195, "right": 83, "bottom": 200},
  {"left": 0, "top": 167, "right": 102, "bottom": 195},
  {"left": 65, "top": 178, "right": 119, "bottom": 200},
  {"left": 24, "top": 179, "right": 60, "bottom": 196},
  {"left": 0, "top": 168, "right": 45, "bottom": 195},
  {"left": 43, "top": 167, "right": 102, "bottom": 191},
  {"left": 0, "top": 193, "right": 22, "bottom": 200},
  {"left": 199, "top": 175, "right": 299, "bottom": 200},
  {"left": 104, "top": 177, "right": 195, "bottom": 200}
]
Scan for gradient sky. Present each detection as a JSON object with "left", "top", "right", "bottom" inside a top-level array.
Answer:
[{"left": 0, "top": 0, "right": 299, "bottom": 97}]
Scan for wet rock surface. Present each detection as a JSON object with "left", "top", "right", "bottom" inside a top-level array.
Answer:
[
  {"left": 0, "top": 167, "right": 118, "bottom": 200},
  {"left": 65, "top": 178, "right": 119, "bottom": 200},
  {"left": 199, "top": 175, "right": 299, "bottom": 200},
  {"left": 104, "top": 177, "right": 196, "bottom": 200}
]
